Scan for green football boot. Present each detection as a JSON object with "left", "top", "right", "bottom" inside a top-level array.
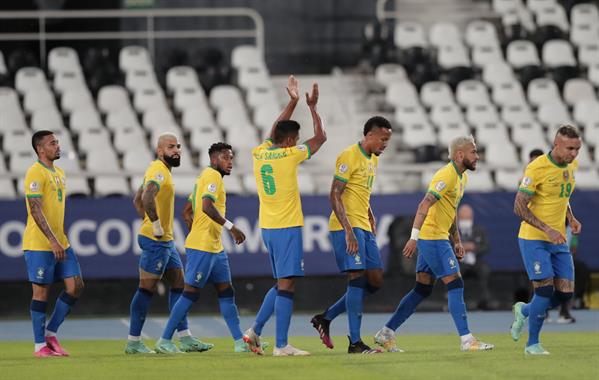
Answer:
[
  {"left": 155, "top": 338, "right": 183, "bottom": 354},
  {"left": 124, "top": 340, "right": 155, "bottom": 354},
  {"left": 510, "top": 302, "right": 528, "bottom": 341},
  {"left": 525, "top": 343, "right": 550, "bottom": 356},
  {"left": 179, "top": 336, "right": 214, "bottom": 352}
]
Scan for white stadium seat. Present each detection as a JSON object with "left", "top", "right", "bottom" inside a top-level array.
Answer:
[
  {"left": 527, "top": 78, "right": 561, "bottom": 107},
  {"left": 394, "top": 22, "right": 428, "bottom": 49},
  {"left": 420, "top": 81, "right": 455, "bottom": 108},
  {"left": 61, "top": 88, "right": 95, "bottom": 114},
  {"left": 482, "top": 61, "right": 516, "bottom": 87},
  {"left": 466, "top": 104, "right": 500, "bottom": 127},
  {"left": 456, "top": 80, "right": 490, "bottom": 107},
  {"left": 113, "top": 127, "right": 147, "bottom": 154},
  {"left": 495, "top": 168, "right": 524, "bottom": 190},
  {"left": 231, "top": 45, "right": 265, "bottom": 69},
  {"left": 573, "top": 99, "right": 599, "bottom": 126},
  {"left": 210, "top": 85, "right": 245, "bottom": 110},
  {"left": 511, "top": 122, "right": 547, "bottom": 147},
  {"left": 166, "top": 66, "right": 200, "bottom": 93},
  {"left": 438, "top": 122, "right": 471, "bottom": 146},
  {"left": 437, "top": 44, "right": 471, "bottom": 69},
  {"left": 181, "top": 107, "right": 217, "bottom": 131},
  {"left": 563, "top": 78, "right": 596, "bottom": 106},
  {"left": 133, "top": 87, "right": 167, "bottom": 113},
  {"left": 578, "top": 43, "right": 599, "bottom": 67},
  {"left": 9, "top": 150, "right": 37, "bottom": 174},
  {"left": 375, "top": 63, "right": 408, "bottom": 87},
  {"left": 97, "top": 85, "right": 131, "bottom": 114},
  {"left": 402, "top": 122, "right": 436, "bottom": 148},
  {"left": 465, "top": 169, "right": 495, "bottom": 192},
  {"left": 430, "top": 104, "right": 465, "bottom": 126},
  {"left": 386, "top": 81, "right": 420, "bottom": 108},
  {"left": 125, "top": 69, "right": 159, "bottom": 93},
  {"left": 31, "top": 107, "right": 65, "bottom": 131},
  {"left": 471, "top": 44, "right": 504, "bottom": 68},
  {"left": 429, "top": 22, "right": 462, "bottom": 48},
  {"left": 0, "top": 107, "right": 28, "bottom": 133},
  {"left": 15, "top": 67, "right": 47, "bottom": 94},
  {"left": 485, "top": 143, "right": 519, "bottom": 167},
  {"left": 574, "top": 169, "right": 599, "bottom": 190},
  {"left": 492, "top": 80, "right": 527, "bottom": 107},
  {"left": 48, "top": 47, "right": 81, "bottom": 75},
  {"left": 95, "top": 176, "right": 130, "bottom": 196},
  {"left": 465, "top": 20, "right": 500, "bottom": 48},
  {"left": 237, "top": 66, "right": 271, "bottom": 91},
  {"left": 536, "top": 4, "right": 569, "bottom": 32},
  {"left": 507, "top": 40, "right": 540, "bottom": 68},
  {"left": 70, "top": 107, "right": 103, "bottom": 134},
  {"left": 174, "top": 87, "right": 209, "bottom": 113},
  {"left": 23, "top": 88, "right": 56, "bottom": 113},
  {"left": 527, "top": 0, "right": 557, "bottom": 14},
  {"left": 2, "top": 130, "right": 32, "bottom": 154},
  {"left": 119, "top": 45, "right": 153, "bottom": 73},
  {"left": 570, "top": 23, "right": 599, "bottom": 47},
  {"left": 53, "top": 71, "right": 87, "bottom": 94},
  {"left": 537, "top": 100, "right": 571, "bottom": 128},
  {"left": 78, "top": 128, "right": 112, "bottom": 154},
  {"left": 475, "top": 122, "right": 510, "bottom": 147},
  {"left": 542, "top": 40, "right": 577, "bottom": 68},
  {"left": 571, "top": 3, "right": 599, "bottom": 27},
  {"left": 395, "top": 105, "right": 428, "bottom": 126},
  {"left": 106, "top": 107, "right": 142, "bottom": 132},
  {"left": 122, "top": 148, "right": 153, "bottom": 173},
  {"left": 0, "top": 179, "right": 16, "bottom": 199}
]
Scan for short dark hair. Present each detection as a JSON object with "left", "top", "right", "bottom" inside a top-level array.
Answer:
[
  {"left": 273, "top": 120, "right": 300, "bottom": 144},
  {"left": 556, "top": 124, "right": 581, "bottom": 139},
  {"left": 31, "top": 130, "right": 54, "bottom": 154},
  {"left": 363, "top": 116, "right": 392, "bottom": 136},
  {"left": 528, "top": 148, "right": 544, "bottom": 160},
  {"left": 208, "top": 142, "right": 232, "bottom": 156}
]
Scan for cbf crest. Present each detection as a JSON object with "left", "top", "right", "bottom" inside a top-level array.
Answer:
[
  {"left": 534, "top": 261, "right": 542, "bottom": 275},
  {"left": 563, "top": 170, "right": 569, "bottom": 182}
]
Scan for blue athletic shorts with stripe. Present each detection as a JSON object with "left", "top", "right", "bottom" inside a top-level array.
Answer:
[
  {"left": 329, "top": 227, "right": 382, "bottom": 272},
  {"left": 138, "top": 235, "right": 183, "bottom": 276},
  {"left": 184, "top": 248, "right": 232, "bottom": 288},
  {"left": 518, "top": 238, "right": 574, "bottom": 281},
  {"left": 24, "top": 247, "right": 82, "bottom": 284},
  {"left": 416, "top": 239, "right": 460, "bottom": 279},
  {"left": 261, "top": 226, "right": 304, "bottom": 279}
]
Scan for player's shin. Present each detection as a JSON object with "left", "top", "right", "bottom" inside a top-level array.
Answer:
[
  {"left": 218, "top": 287, "right": 243, "bottom": 341},
  {"left": 162, "top": 291, "right": 199, "bottom": 340}
]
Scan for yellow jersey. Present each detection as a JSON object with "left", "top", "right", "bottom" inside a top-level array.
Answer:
[
  {"left": 329, "top": 143, "right": 378, "bottom": 232},
  {"left": 185, "top": 167, "right": 226, "bottom": 253},
  {"left": 252, "top": 139, "right": 311, "bottom": 229},
  {"left": 22, "top": 161, "right": 69, "bottom": 251},
  {"left": 420, "top": 161, "right": 467, "bottom": 240},
  {"left": 518, "top": 153, "right": 578, "bottom": 242},
  {"left": 139, "top": 160, "right": 175, "bottom": 242}
]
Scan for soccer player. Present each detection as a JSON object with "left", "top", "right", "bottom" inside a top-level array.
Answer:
[
  {"left": 243, "top": 75, "right": 327, "bottom": 356},
  {"left": 154, "top": 142, "right": 250, "bottom": 353},
  {"left": 310, "top": 116, "right": 392, "bottom": 354},
  {"left": 510, "top": 125, "right": 582, "bottom": 355},
  {"left": 23, "top": 130, "right": 84, "bottom": 357},
  {"left": 374, "top": 136, "right": 494, "bottom": 352},
  {"left": 125, "top": 133, "right": 211, "bottom": 354}
]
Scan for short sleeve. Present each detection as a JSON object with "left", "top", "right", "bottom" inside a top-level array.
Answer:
[
  {"left": 289, "top": 143, "right": 311, "bottom": 164},
  {"left": 333, "top": 150, "right": 354, "bottom": 183},
  {"left": 144, "top": 165, "right": 167, "bottom": 191},
  {"left": 201, "top": 170, "right": 222, "bottom": 202},
  {"left": 259, "top": 139, "right": 273, "bottom": 149},
  {"left": 25, "top": 168, "right": 45, "bottom": 198},
  {"left": 518, "top": 164, "right": 538, "bottom": 195},
  {"left": 427, "top": 168, "right": 455, "bottom": 200}
]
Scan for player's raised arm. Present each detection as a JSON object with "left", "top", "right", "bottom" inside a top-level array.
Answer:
[
  {"left": 133, "top": 186, "right": 145, "bottom": 218},
  {"left": 514, "top": 191, "right": 565, "bottom": 244},
  {"left": 182, "top": 200, "right": 193, "bottom": 231},
  {"left": 303, "top": 83, "right": 327, "bottom": 156},
  {"left": 27, "top": 197, "right": 65, "bottom": 261},
  {"left": 201, "top": 197, "right": 245, "bottom": 245},
  {"left": 402, "top": 192, "right": 438, "bottom": 258},
  {"left": 141, "top": 182, "right": 164, "bottom": 238},
  {"left": 266, "top": 75, "right": 300, "bottom": 141},
  {"left": 330, "top": 178, "right": 358, "bottom": 254},
  {"left": 566, "top": 203, "right": 582, "bottom": 235}
]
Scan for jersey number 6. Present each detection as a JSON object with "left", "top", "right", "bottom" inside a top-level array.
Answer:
[{"left": 260, "top": 164, "right": 277, "bottom": 195}]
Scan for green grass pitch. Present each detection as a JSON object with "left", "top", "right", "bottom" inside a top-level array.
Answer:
[{"left": 2, "top": 333, "right": 598, "bottom": 380}]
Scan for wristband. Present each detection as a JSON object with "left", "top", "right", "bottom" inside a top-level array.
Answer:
[
  {"left": 410, "top": 228, "right": 420, "bottom": 241},
  {"left": 224, "top": 219, "right": 234, "bottom": 231}
]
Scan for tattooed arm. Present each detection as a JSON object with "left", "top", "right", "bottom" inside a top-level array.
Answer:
[
  {"left": 141, "top": 182, "right": 163, "bottom": 238},
  {"left": 402, "top": 192, "right": 438, "bottom": 258},
  {"left": 514, "top": 191, "right": 565, "bottom": 244},
  {"left": 566, "top": 203, "right": 582, "bottom": 234},
  {"left": 28, "top": 197, "right": 65, "bottom": 260},
  {"left": 330, "top": 178, "right": 358, "bottom": 255},
  {"left": 449, "top": 215, "right": 464, "bottom": 260}
]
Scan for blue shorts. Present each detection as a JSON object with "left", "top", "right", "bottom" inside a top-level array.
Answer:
[
  {"left": 138, "top": 235, "right": 183, "bottom": 276},
  {"left": 24, "top": 247, "right": 82, "bottom": 284},
  {"left": 518, "top": 238, "right": 574, "bottom": 281},
  {"left": 184, "top": 249, "right": 232, "bottom": 288},
  {"left": 330, "top": 228, "right": 382, "bottom": 272},
  {"left": 416, "top": 239, "right": 460, "bottom": 279},
  {"left": 261, "top": 226, "right": 304, "bottom": 279}
]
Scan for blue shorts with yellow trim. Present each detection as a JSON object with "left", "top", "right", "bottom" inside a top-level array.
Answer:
[
  {"left": 415, "top": 239, "right": 460, "bottom": 279},
  {"left": 184, "top": 249, "right": 232, "bottom": 288},
  {"left": 24, "top": 247, "right": 82, "bottom": 284},
  {"left": 330, "top": 228, "right": 382, "bottom": 272},
  {"left": 518, "top": 238, "right": 574, "bottom": 281},
  {"left": 138, "top": 235, "right": 183, "bottom": 275},
  {"left": 261, "top": 226, "right": 304, "bottom": 279}
]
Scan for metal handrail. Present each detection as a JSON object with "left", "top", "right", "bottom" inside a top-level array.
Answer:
[{"left": 0, "top": 7, "right": 265, "bottom": 65}]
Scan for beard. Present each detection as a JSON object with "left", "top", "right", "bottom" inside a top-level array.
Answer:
[
  {"left": 463, "top": 158, "right": 476, "bottom": 171},
  {"left": 164, "top": 154, "right": 181, "bottom": 167}
]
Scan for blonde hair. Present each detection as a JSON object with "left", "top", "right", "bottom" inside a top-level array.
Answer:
[
  {"left": 448, "top": 135, "right": 475, "bottom": 160},
  {"left": 156, "top": 132, "right": 179, "bottom": 147}
]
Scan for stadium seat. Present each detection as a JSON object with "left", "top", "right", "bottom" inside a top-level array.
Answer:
[
  {"left": 181, "top": 107, "right": 217, "bottom": 132},
  {"left": 57, "top": 151, "right": 83, "bottom": 174},
  {"left": 542, "top": 40, "right": 577, "bottom": 68},
  {"left": 231, "top": 45, "right": 264, "bottom": 69},
  {"left": 61, "top": 88, "right": 95, "bottom": 114},
  {"left": 0, "top": 107, "right": 28, "bottom": 133},
  {"left": 48, "top": 47, "right": 81, "bottom": 75},
  {"left": 482, "top": 62, "right": 516, "bottom": 87},
  {"left": 385, "top": 81, "right": 420, "bottom": 108},
  {"left": 15, "top": 67, "right": 47, "bottom": 94},
  {"left": 246, "top": 86, "right": 278, "bottom": 109},
  {"left": 484, "top": 142, "right": 519, "bottom": 167},
  {"left": 575, "top": 145, "right": 594, "bottom": 167},
  {"left": 97, "top": 85, "right": 131, "bottom": 114},
  {"left": 570, "top": 23, "right": 599, "bottom": 47},
  {"left": 64, "top": 176, "right": 91, "bottom": 196},
  {"left": 95, "top": 176, "right": 130, "bottom": 197},
  {"left": 492, "top": 0, "right": 524, "bottom": 15},
  {"left": 78, "top": 128, "right": 113, "bottom": 154},
  {"left": 172, "top": 174, "right": 197, "bottom": 197},
  {"left": 2, "top": 130, "right": 31, "bottom": 154},
  {"left": 430, "top": 104, "right": 465, "bottom": 126},
  {"left": 23, "top": 88, "right": 55, "bottom": 113},
  {"left": 506, "top": 40, "right": 541, "bottom": 68},
  {"left": 438, "top": 122, "right": 471, "bottom": 146},
  {"left": 374, "top": 63, "right": 408, "bottom": 87},
  {"left": 237, "top": 66, "right": 270, "bottom": 91},
  {"left": 174, "top": 87, "right": 210, "bottom": 113},
  {"left": 394, "top": 22, "right": 428, "bottom": 49},
  {"left": 520, "top": 143, "right": 550, "bottom": 163},
  {"left": 456, "top": 80, "right": 491, "bottom": 107},
  {"left": 123, "top": 148, "right": 153, "bottom": 173},
  {"left": 113, "top": 127, "right": 147, "bottom": 154},
  {"left": 252, "top": 104, "right": 279, "bottom": 131},
  {"left": 70, "top": 107, "right": 103, "bottom": 134},
  {"left": 298, "top": 173, "right": 316, "bottom": 194},
  {"left": 563, "top": 78, "right": 596, "bottom": 106},
  {"left": 133, "top": 87, "right": 167, "bottom": 113},
  {"left": 527, "top": 78, "right": 561, "bottom": 107},
  {"left": 395, "top": 105, "right": 428, "bottom": 126},
  {"left": 86, "top": 147, "right": 121, "bottom": 174},
  {"left": 190, "top": 126, "right": 223, "bottom": 154},
  {"left": 464, "top": 169, "right": 495, "bottom": 191},
  {"left": 574, "top": 168, "right": 599, "bottom": 189},
  {"left": 125, "top": 69, "right": 159, "bottom": 93},
  {"left": 242, "top": 173, "right": 258, "bottom": 193},
  {"left": 402, "top": 122, "right": 436, "bottom": 148},
  {"left": 53, "top": 71, "right": 87, "bottom": 94},
  {"left": 495, "top": 168, "right": 523, "bottom": 190},
  {"left": 471, "top": 44, "right": 504, "bottom": 68},
  {"left": 465, "top": 20, "right": 500, "bottom": 48},
  {"left": 537, "top": 100, "right": 571, "bottom": 127},
  {"left": 9, "top": 150, "right": 37, "bottom": 174},
  {"left": 0, "top": 87, "right": 21, "bottom": 111},
  {"left": 210, "top": 85, "right": 245, "bottom": 110},
  {"left": 527, "top": 0, "right": 558, "bottom": 14},
  {"left": 571, "top": 3, "right": 599, "bottom": 27},
  {"left": 31, "top": 107, "right": 65, "bottom": 131},
  {"left": 536, "top": 4, "right": 569, "bottom": 32},
  {"left": 573, "top": 99, "right": 599, "bottom": 126},
  {"left": 475, "top": 121, "right": 511, "bottom": 148},
  {"left": 420, "top": 81, "right": 455, "bottom": 108},
  {"left": 119, "top": 45, "right": 152, "bottom": 73},
  {"left": 492, "top": 80, "right": 528, "bottom": 107},
  {"left": 578, "top": 43, "right": 599, "bottom": 67},
  {"left": 429, "top": 22, "right": 462, "bottom": 48},
  {"left": 587, "top": 123, "right": 599, "bottom": 147},
  {"left": 588, "top": 63, "right": 599, "bottom": 86},
  {"left": 511, "top": 121, "right": 547, "bottom": 147},
  {"left": 437, "top": 44, "right": 471, "bottom": 69},
  {"left": 0, "top": 179, "right": 16, "bottom": 199},
  {"left": 223, "top": 174, "right": 244, "bottom": 195},
  {"left": 106, "top": 108, "right": 142, "bottom": 132},
  {"left": 466, "top": 104, "right": 500, "bottom": 127},
  {"left": 216, "top": 105, "right": 252, "bottom": 131},
  {"left": 142, "top": 107, "right": 176, "bottom": 132},
  {"left": 166, "top": 66, "right": 200, "bottom": 94}
]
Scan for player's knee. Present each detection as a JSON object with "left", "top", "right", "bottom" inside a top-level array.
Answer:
[
  {"left": 182, "top": 290, "right": 200, "bottom": 302},
  {"left": 348, "top": 276, "right": 367, "bottom": 289},
  {"left": 414, "top": 282, "right": 434, "bottom": 298},
  {"left": 445, "top": 278, "right": 464, "bottom": 291},
  {"left": 217, "top": 286, "right": 235, "bottom": 299},
  {"left": 366, "top": 282, "right": 381, "bottom": 294},
  {"left": 534, "top": 285, "right": 554, "bottom": 298},
  {"left": 66, "top": 279, "right": 84, "bottom": 298},
  {"left": 552, "top": 290, "right": 572, "bottom": 302}
]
